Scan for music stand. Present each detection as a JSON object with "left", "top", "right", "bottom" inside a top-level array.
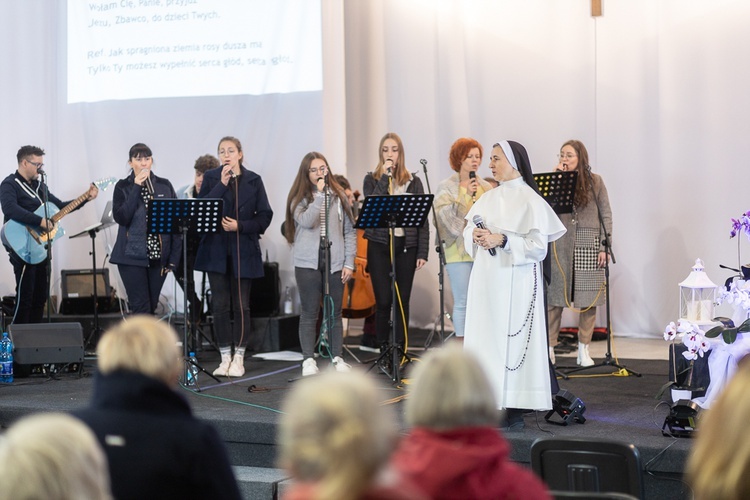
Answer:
[
  {"left": 69, "top": 205, "right": 117, "bottom": 354},
  {"left": 533, "top": 171, "right": 577, "bottom": 215},
  {"left": 356, "top": 193, "right": 433, "bottom": 384},
  {"left": 148, "top": 198, "right": 223, "bottom": 390}
]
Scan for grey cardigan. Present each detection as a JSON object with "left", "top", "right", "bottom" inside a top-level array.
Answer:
[{"left": 292, "top": 192, "right": 356, "bottom": 272}]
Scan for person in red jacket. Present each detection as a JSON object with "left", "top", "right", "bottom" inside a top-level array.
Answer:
[{"left": 391, "top": 343, "right": 551, "bottom": 500}]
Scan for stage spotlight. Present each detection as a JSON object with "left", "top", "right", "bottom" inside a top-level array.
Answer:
[
  {"left": 545, "top": 389, "right": 586, "bottom": 425},
  {"left": 662, "top": 399, "right": 701, "bottom": 437}
]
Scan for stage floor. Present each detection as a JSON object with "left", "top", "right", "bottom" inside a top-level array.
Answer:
[{"left": 0, "top": 333, "right": 692, "bottom": 499}]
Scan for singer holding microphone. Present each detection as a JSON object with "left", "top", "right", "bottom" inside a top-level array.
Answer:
[
  {"left": 195, "top": 136, "right": 273, "bottom": 378},
  {"left": 284, "top": 152, "right": 356, "bottom": 377},
  {"left": 546, "top": 140, "right": 613, "bottom": 367},
  {"left": 1, "top": 145, "right": 99, "bottom": 324},
  {"left": 434, "top": 138, "right": 493, "bottom": 340},
  {"left": 362, "top": 132, "right": 429, "bottom": 354},
  {"left": 463, "top": 141, "right": 565, "bottom": 430},
  {"left": 111, "top": 143, "right": 182, "bottom": 315}
]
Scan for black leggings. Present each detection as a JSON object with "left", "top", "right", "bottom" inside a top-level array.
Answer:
[{"left": 366, "top": 238, "right": 417, "bottom": 345}]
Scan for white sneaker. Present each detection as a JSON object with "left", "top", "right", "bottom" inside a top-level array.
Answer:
[
  {"left": 577, "top": 342, "right": 595, "bottom": 367},
  {"left": 213, "top": 353, "right": 232, "bottom": 377},
  {"left": 302, "top": 358, "right": 319, "bottom": 377},
  {"left": 549, "top": 346, "right": 556, "bottom": 365},
  {"left": 227, "top": 353, "right": 245, "bottom": 377},
  {"left": 332, "top": 356, "right": 351, "bottom": 373}
]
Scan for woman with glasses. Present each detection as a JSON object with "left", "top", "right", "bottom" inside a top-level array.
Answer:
[
  {"left": 111, "top": 143, "right": 181, "bottom": 315},
  {"left": 194, "top": 136, "right": 273, "bottom": 378},
  {"left": 463, "top": 140, "right": 565, "bottom": 430},
  {"left": 362, "top": 132, "right": 429, "bottom": 355},
  {"left": 434, "top": 138, "right": 494, "bottom": 341},
  {"left": 283, "top": 152, "right": 356, "bottom": 377},
  {"left": 546, "top": 140, "right": 613, "bottom": 367}
]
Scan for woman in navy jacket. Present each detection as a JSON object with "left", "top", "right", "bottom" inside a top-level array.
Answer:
[
  {"left": 195, "top": 136, "right": 273, "bottom": 378},
  {"left": 110, "top": 143, "right": 181, "bottom": 315}
]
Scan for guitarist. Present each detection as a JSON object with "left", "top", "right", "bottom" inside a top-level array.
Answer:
[{"left": 0, "top": 145, "right": 98, "bottom": 324}]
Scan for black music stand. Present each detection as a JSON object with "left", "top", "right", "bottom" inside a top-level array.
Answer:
[
  {"left": 534, "top": 171, "right": 577, "bottom": 379},
  {"left": 356, "top": 193, "right": 433, "bottom": 384},
  {"left": 69, "top": 215, "right": 117, "bottom": 354},
  {"left": 533, "top": 171, "right": 577, "bottom": 215},
  {"left": 149, "top": 198, "right": 223, "bottom": 389}
]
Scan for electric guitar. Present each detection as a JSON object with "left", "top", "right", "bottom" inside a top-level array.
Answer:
[{"left": 0, "top": 177, "right": 116, "bottom": 264}]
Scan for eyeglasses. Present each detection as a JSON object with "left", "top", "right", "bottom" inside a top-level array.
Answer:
[
  {"left": 557, "top": 153, "right": 577, "bottom": 161},
  {"left": 309, "top": 166, "right": 327, "bottom": 174},
  {"left": 25, "top": 160, "right": 44, "bottom": 170}
]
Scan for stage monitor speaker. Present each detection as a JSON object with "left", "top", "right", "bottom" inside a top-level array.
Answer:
[{"left": 9, "top": 322, "right": 84, "bottom": 367}]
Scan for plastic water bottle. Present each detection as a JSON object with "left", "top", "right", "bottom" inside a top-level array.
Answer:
[
  {"left": 284, "top": 286, "right": 293, "bottom": 315},
  {"left": 0, "top": 332, "right": 14, "bottom": 384},
  {"left": 186, "top": 352, "right": 199, "bottom": 386}
]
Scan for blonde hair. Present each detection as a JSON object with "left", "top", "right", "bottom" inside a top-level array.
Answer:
[
  {"left": 97, "top": 316, "right": 181, "bottom": 385},
  {"left": 0, "top": 412, "right": 112, "bottom": 500},
  {"left": 405, "top": 342, "right": 499, "bottom": 430},
  {"left": 278, "top": 371, "right": 396, "bottom": 500},
  {"left": 688, "top": 359, "right": 750, "bottom": 499}
]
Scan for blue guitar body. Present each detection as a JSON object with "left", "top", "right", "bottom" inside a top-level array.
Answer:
[
  {"left": 0, "top": 177, "right": 115, "bottom": 264},
  {"left": 0, "top": 203, "right": 62, "bottom": 264}
]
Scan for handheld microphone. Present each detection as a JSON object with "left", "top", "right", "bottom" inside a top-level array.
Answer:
[
  {"left": 469, "top": 171, "right": 477, "bottom": 201},
  {"left": 472, "top": 215, "right": 496, "bottom": 256},
  {"left": 144, "top": 174, "right": 154, "bottom": 195},
  {"left": 385, "top": 159, "right": 393, "bottom": 175}
]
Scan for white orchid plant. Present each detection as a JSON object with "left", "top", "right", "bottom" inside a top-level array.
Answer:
[{"left": 663, "top": 320, "right": 710, "bottom": 360}]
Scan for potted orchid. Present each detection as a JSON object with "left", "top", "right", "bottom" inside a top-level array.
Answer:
[
  {"left": 662, "top": 320, "right": 710, "bottom": 401},
  {"left": 728, "top": 210, "right": 750, "bottom": 280}
]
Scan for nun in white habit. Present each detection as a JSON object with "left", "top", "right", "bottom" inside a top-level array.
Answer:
[{"left": 463, "top": 140, "right": 566, "bottom": 429}]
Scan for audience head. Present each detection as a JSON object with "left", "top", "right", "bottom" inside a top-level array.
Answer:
[
  {"left": 193, "top": 154, "right": 220, "bottom": 194},
  {"left": 448, "top": 137, "right": 483, "bottom": 173},
  {"left": 97, "top": 316, "right": 181, "bottom": 386},
  {"left": 0, "top": 412, "right": 112, "bottom": 500},
  {"left": 688, "top": 359, "right": 750, "bottom": 499},
  {"left": 405, "top": 342, "right": 498, "bottom": 430},
  {"left": 279, "top": 371, "right": 397, "bottom": 500}
]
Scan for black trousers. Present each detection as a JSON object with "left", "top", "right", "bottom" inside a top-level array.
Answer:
[
  {"left": 7, "top": 248, "right": 48, "bottom": 324},
  {"left": 366, "top": 237, "right": 417, "bottom": 345}
]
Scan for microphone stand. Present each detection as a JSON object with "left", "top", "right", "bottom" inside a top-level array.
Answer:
[
  {"left": 40, "top": 170, "right": 53, "bottom": 323},
  {"left": 562, "top": 168, "right": 640, "bottom": 377},
  {"left": 420, "top": 159, "right": 447, "bottom": 348},
  {"left": 317, "top": 178, "right": 333, "bottom": 358}
]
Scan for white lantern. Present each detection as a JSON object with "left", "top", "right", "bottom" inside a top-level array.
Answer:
[{"left": 679, "top": 258, "right": 717, "bottom": 324}]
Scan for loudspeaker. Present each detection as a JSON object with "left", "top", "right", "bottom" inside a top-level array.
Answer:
[
  {"left": 251, "top": 314, "right": 300, "bottom": 352},
  {"left": 9, "top": 322, "right": 84, "bottom": 367},
  {"left": 60, "top": 269, "right": 114, "bottom": 315},
  {"left": 251, "top": 262, "right": 280, "bottom": 317}
]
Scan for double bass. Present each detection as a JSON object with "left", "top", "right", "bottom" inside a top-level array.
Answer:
[{"left": 342, "top": 194, "right": 376, "bottom": 318}]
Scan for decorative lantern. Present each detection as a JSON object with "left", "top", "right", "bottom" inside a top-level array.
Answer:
[{"left": 679, "top": 258, "right": 718, "bottom": 324}]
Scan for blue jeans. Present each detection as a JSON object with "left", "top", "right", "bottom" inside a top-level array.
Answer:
[{"left": 446, "top": 261, "right": 473, "bottom": 337}]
